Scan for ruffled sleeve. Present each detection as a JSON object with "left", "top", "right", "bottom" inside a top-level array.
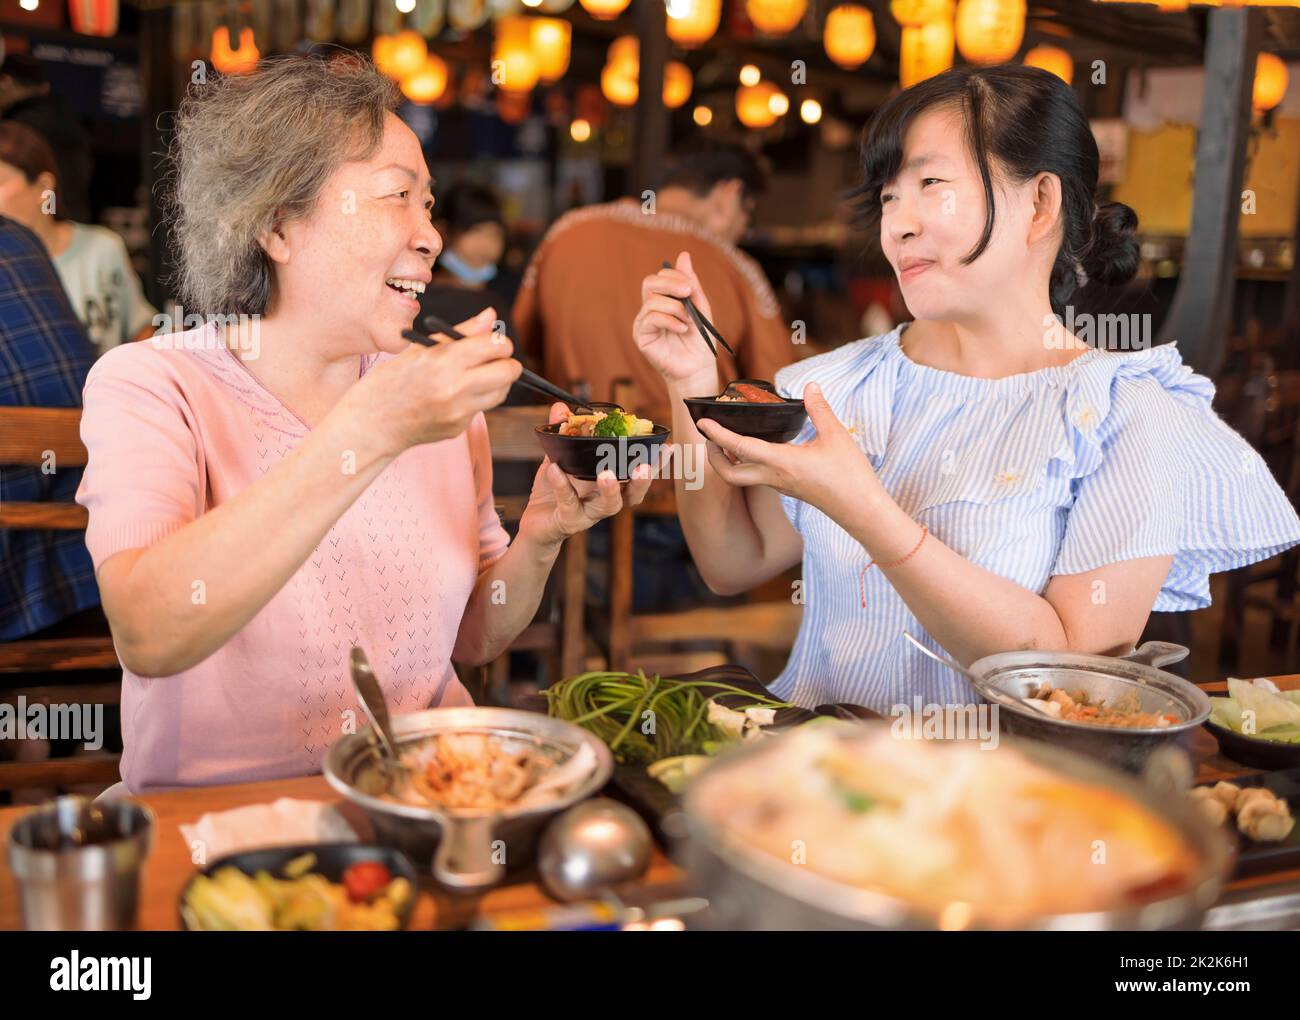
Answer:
[
  {"left": 772, "top": 331, "right": 901, "bottom": 533},
  {"left": 1051, "top": 343, "right": 1300, "bottom": 610}
]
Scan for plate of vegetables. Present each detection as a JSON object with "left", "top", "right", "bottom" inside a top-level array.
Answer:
[
  {"left": 536, "top": 402, "right": 670, "bottom": 481},
  {"left": 1204, "top": 678, "right": 1300, "bottom": 769},
  {"left": 683, "top": 379, "right": 807, "bottom": 443},
  {"left": 179, "top": 843, "right": 417, "bottom": 931}
]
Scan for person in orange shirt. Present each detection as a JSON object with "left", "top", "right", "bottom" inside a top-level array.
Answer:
[{"left": 513, "top": 142, "right": 793, "bottom": 426}]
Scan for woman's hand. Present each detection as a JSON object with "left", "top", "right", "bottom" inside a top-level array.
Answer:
[
  {"left": 697, "top": 382, "right": 882, "bottom": 528},
  {"left": 339, "top": 307, "right": 521, "bottom": 457},
  {"left": 517, "top": 403, "right": 657, "bottom": 547},
  {"left": 633, "top": 251, "right": 719, "bottom": 393}
]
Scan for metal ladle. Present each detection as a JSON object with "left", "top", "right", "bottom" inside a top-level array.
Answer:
[
  {"left": 349, "top": 646, "right": 409, "bottom": 791},
  {"left": 902, "top": 631, "right": 981, "bottom": 687}
]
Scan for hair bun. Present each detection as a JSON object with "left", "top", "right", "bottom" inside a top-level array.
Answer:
[{"left": 1081, "top": 200, "right": 1139, "bottom": 287}]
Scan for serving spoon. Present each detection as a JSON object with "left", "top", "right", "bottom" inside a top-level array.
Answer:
[
  {"left": 902, "top": 631, "right": 982, "bottom": 688},
  {"left": 349, "top": 646, "right": 410, "bottom": 791}
]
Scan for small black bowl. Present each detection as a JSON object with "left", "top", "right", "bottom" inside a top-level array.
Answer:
[
  {"left": 179, "top": 842, "right": 418, "bottom": 931},
  {"left": 536, "top": 403, "right": 670, "bottom": 482},
  {"left": 1204, "top": 719, "right": 1300, "bottom": 770},
  {"left": 683, "top": 379, "right": 807, "bottom": 444}
]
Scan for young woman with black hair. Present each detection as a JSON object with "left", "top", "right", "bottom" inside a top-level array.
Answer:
[{"left": 633, "top": 65, "right": 1300, "bottom": 711}]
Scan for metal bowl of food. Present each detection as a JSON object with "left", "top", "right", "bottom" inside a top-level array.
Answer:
[
  {"left": 964, "top": 642, "right": 1211, "bottom": 774},
  {"left": 679, "top": 722, "right": 1233, "bottom": 931},
  {"left": 324, "top": 708, "right": 612, "bottom": 890}
]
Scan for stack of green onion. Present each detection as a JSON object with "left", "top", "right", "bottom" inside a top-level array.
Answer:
[{"left": 544, "top": 670, "right": 790, "bottom": 765}]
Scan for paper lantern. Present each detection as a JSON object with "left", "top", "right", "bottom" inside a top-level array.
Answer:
[
  {"left": 401, "top": 54, "right": 449, "bottom": 104},
  {"left": 608, "top": 35, "right": 639, "bottom": 72},
  {"left": 570, "top": 118, "right": 592, "bottom": 142},
  {"left": 68, "top": 0, "right": 119, "bottom": 37},
  {"left": 663, "top": 61, "right": 693, "bottom": 109},
  {"left": 1024, "top": 44, "right": 1072, "bottom": 84},
  {"left": 532, "top": 17, "right": 571, "bottom": 82},
  {"left": 1253, "top": 52, "right": 1288, "bottom": 113},
  {"left": 667, "top": 0, "right": 721, "bottom": 48},
  {"left": 579, "top": 0, "right": 630, "bottom": 19},
  {"left": 373, "top": 31, "right": 428, "bottom": 79},
  {"left": 601, "top": 62, "right": 638, "bottom": 106},
  {"left": 493, "top": 15, "right": 539, "bottom": 93},
  {"left": 211, "top": 27, "right": 260, "bottom": 75},
  {"left": 900, "top": 19, "right": 953, "bottom": 88},
  {"left": 823, "top": 4, "right": 876, "bottom": 70},
  {"left": 889, "top": 0, "right": 952, "bottom": 26},
  {"left": 693, "top": 105, "right": 713, "bottom": 126},
  {"left": 800, "top": 98, "right": 822, "bottom": 123},
  {"left": 955, "top": 0, "right": 1025, "bottom": 66},
  {"left": 736, "top": 81, "right": 780, "bottom": 128},
  {"left": 745, "top": 0, "right": 807, "bottom": 35},
  {"left": 768, "top": 89, "right": 789, "bottom": 115}
]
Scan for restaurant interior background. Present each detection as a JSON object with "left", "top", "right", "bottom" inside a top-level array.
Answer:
[{"left": 1, "top": 0, "right": 1299, "bottom": 798}]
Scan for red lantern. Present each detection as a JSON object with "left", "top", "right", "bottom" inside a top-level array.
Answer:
[{"left": 68, "top": 0, "right": 119, "bottom": 36}]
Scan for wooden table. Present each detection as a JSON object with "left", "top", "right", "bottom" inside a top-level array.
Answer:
[{"left": 2, "top": 675, "right": 1298, "bottom": 931}]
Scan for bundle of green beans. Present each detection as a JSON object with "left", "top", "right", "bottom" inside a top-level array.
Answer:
[{"left": 544, "top": 670, "right": 790, "bottom": 765}]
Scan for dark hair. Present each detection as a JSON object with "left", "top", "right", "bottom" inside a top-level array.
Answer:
[
  {"left": 660, "top": 141, "right": 767, "bottom": 201},
  {"left": 850, "top": 64, "right": 1138, "bottom": 315},
  {"left": 0, "top": 121, "right": 62, "bottom": 219},
  {"left": 0, "top": 53, "right": 47, "bottom": 88},
  {"left": 437, "top": 181, "right": 503, "bottom": 238}
]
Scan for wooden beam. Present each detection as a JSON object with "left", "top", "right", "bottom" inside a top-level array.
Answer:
[
  {"left": 1161, "top": 8, "right": 1263, "bottom": 376},
  {"left": 632, "top": 0, "right": 670, "bottom": 196}
]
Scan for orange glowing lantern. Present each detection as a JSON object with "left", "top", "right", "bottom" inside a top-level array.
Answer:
[
  {"left": 667, "top": 0, "right": 722, "bottom": 48},
  {"left": 1024, "top": 44, "right": 1072, "bottom": 84},
  {"left": 493, "top": 15, "right": 540, "bottom": 94},
  {"left": 1253, "top": 52, "right": 1288, "bottom": 113},
  {"left": 211, "top": 27, "right": 260, "bottom": 75},
  {"left": 68, "top": 0, "right": 119, "bottom": 37},
  {"left": 663, "top": 61, "right": 693, "bottom": 108},
  {"left": 900, "top": 19, "right": 953, "bottom": 88},
  {"left": 823, "top": 4, "right": 876, "bottom": 70},
  {"left": 601, "top": 62, "right": 638, "bottom": 106},
  {"left": 889, "top": 0, "right": 953, "bottom": 27},
  {"left": 955, "top": 0, "right": 1025, "bottom": 66},
  {"left": 736, "top": 81, "right": 780, "bottom": 128},
  {"left": 532, "top": 17, "right": 571, "bottom": 83},
  {"left": 373, "top": 31, "right": 428, "bottom": 80},
  {"left": 579, "top": 0, "right": 630, "bottom": 19},
  {"left": 608, "top": 35, "right": 639, "bottom": 73},
  {"left": 401, "top": 54, "right": 449, "bottom": 104},
  {"left": 745, "top": 0, "right": 807, "bottom": 35}
]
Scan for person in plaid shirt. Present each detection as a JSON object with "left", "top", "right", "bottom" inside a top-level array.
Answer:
[{"left": 0, "top": 213, "right": 100, "bottom": 638}]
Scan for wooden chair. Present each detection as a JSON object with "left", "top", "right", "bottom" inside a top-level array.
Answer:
[
  {"left": 477, "top": 404, "right": 588, "bottom": 703},
  {"left": 0, "top": 407, "right": 122, "bottom": 792},
  {"left": 595, "top": 380, "right": 803, "bottom": 678}
]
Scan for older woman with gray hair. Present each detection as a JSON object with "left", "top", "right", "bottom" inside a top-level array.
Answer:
[{"left": 75, "top": 54, "right": 651, "bottom": 793}]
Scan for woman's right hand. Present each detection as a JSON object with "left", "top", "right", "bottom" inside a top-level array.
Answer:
[
  {"left": 341, "top": 306, "right": 522, "bottom": 456},
  {"left": 634, "top": 251, "right": 719, "bottom": 391}
]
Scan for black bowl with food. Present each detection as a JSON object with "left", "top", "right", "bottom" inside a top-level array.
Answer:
[
  {"left": 684, "top": 379, "right": 807, "bottom": 444},
  {"left": 1204, "top": 720, "right": 1300, "bottom": 770},
  {"left": 536, "top": 402, "right": 670, "bottom": 481},
  {"left": 178, "top": 842, "right": 418, "bottom": 931}
]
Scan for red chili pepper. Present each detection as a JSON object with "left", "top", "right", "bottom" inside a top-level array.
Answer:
[{"left": 343, "top": 861, "right": 392, "bottom": 902}]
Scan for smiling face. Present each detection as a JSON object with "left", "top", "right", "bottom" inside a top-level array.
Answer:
[
  {"left": 879, "top": 105, "right": 1054, "bottom": 323},
  {"left": 263, "top": 112, "right": 442, "bottom": 356}
]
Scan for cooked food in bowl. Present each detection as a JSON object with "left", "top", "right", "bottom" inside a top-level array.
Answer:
[
  {"left": 1022, "top": 681, "right": 1181, "bottom": 729},
  {"left": 691, "top": 725, "right": 1201, "bottom": 926},
  {"left": 717, "top": 381, "right": 785, "bottom": 404},
  {"left": 558, "top": 407, "right": 655, "bottom": 438},
  {"left": 383, "top": 732, "right": 598, "bottom": 813},
  {"left": 683, "top": 379, "right": 807, "bottom": 444}
]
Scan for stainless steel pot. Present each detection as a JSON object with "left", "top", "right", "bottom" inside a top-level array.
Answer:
[
  {"left": 965, "top": 641, "right": 1211, "bottom": 774},
  {"left": 323, "top": 708, "right": 612, "bottom": 891},
  {"left": 679, "top": 723, "right": 1233, "bottom": 931}
]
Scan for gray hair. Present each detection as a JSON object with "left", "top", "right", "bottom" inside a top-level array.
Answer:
[{"left": 165, "top": 54, "right": 400, "bottom": 316}]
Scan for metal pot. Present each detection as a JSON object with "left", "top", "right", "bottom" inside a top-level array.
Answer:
[
  {"left": 965, "top": 641, "right": 1211, "bottom": 774},
  {"left": 679, "top": 724, "right": 1233, "bottom": 931},
  {"left": 323, "top": 708, "right": 612, "bottom": 891}
]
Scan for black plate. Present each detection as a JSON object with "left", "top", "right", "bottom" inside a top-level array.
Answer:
[
  {"left": 535, "top": 420, "right": 671, "bottom": 482},
  {"left": 179, "top": 842, "right": 418, "bottom": 930},
  {"left": 1194, "top": 767, "right": 1300, "bottom": 878},
  {"left": 683, "top": 379, "right": 807, "bottom": 444},
  {"left": 1204, "top": 718, "right": 1300, "bottom": 770}
]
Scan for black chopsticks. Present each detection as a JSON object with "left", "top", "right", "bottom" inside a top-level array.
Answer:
[
  {"left": 402, "top": 315, "right": 594, "bottom": 412},
  {"left": 660, "top": 260, "right": 735, "bottom": 357}
]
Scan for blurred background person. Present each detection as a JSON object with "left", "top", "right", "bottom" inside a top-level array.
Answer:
[
  {"left": 0, "top": 52, "right": 92, "bottom": 224},
  {"left": 0, "top": 122, "right": 156, "bottom": 356}
]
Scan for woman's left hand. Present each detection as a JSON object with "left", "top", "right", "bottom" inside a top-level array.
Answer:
[
  {"left": 518, "top": 403, "right": 656, "bottom": 546},
  {"left": 697, "top": 382, "right": 881, "bottom": 528}
]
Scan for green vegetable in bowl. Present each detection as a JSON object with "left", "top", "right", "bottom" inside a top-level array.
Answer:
[
  {"left": 593, "top": 411, "right": 633, "bottom": 437},
  {"left": 1209, "top": 679, "right": 1300, "bottom": 743}
]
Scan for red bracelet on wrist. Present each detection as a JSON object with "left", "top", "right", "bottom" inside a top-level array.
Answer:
[{"left": 859, "top": 524, "right": 929, "bottom": 608}]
